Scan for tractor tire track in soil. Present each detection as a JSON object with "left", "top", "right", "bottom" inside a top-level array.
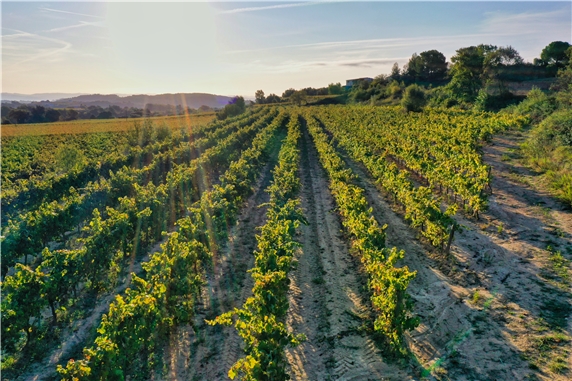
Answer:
[
  {"left": 334, "top": 129, "right": 572, "bottom": 381},
  {"left": 166, "top": 141, "right": 282, "bottom": 381},
  {"left": 285, "top": 123, "right": 411, "bottom": 381}
]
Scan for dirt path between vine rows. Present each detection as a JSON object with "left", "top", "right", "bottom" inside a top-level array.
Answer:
[
  {"left": 284, "top": 124, "right": 412, "bottom": 381},
  {"left": 336, "top": 129, "right": 572, "bottom": 381},
  {"left": 165, "top": 147, "right": 281, "bottom": 381}
]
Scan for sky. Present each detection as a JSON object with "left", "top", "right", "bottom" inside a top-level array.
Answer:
[{"left": 2, "top": 1, "right": 571, "bottom": 97}]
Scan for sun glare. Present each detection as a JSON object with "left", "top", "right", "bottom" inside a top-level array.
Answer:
[{"left": 106, "top": 3, "right": 218, "bottom": 79}]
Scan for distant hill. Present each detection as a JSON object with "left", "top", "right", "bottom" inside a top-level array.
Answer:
[
  {"left": 2, "top": 93, "right": 88, "bottom": 102},
  {"left": 7, "top": 93, "right": 236, "bottom": 109}
]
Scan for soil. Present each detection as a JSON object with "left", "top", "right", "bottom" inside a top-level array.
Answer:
[
  {"left": 166, "top": 151, "right": 280, "bottom": 381},
  {"left": 284, "top": 125, "right": 412, "bottom": 381},
  {"left": 335, "top": 129, "right": 572, "bottom": 381},
  {"left": 168, "top": 126, "right": 571, "bottom": 381},
  {"left": 18, "top": 125, "right": 571, "bottom": 381}
]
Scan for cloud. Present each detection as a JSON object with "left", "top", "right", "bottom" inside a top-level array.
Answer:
[
  {"left": 219, "top": 1, "right": 330, "bottom": 15},
  {"left": 243, "top": 56, "right": 408, "bottom": 73},
  {"left": 44, "top": 21, "right": 104, "bottom": 33},
  {"left": 225, "top": 33, "right": 500, "bottom": 56},
  {"left": 2, "top": 28, "right": 72, "bottom": 67},
  {"left": 2, "top": 27, "right": 34, "bottom": 39},
  {"left": 339, "top": 58, "right": 404, "bottom": 68},
  {"left": 481, "top": 8, "right": 571, "bottom": 36},
  {"left": 39, "top": 7, "right": 103, "bottom": 19}
]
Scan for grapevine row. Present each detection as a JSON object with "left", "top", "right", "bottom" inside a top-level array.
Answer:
[
  {"left": 1, "top": 110, "right": 280, "bottom": 356},
  {"left": 314, "top": 111, "right": 458, "bottom": 249},
  {"left": 305, "top": 113, "right": 418, "bottom": 351},
  {"left": 56, "top": 111, "right": 289, "bottom": 380},
  {"left": 209, "top": 112, "right": 305, "bottom": 381},
  {"left": 315, "top": 106, "right": 525, "bottom": 215},
  {"left": 2, "top": 107, "right": 265, "bottom": 220},
  {"left": 1, "top": 108, "right": 276, "bottom": 275}
]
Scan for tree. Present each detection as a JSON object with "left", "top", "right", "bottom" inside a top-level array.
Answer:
[
  {"left": 406, "top": 50, "right": 448, "bottom": 81},
  {"left": 45, "top": 108, "right": 61, "bottom": 122},
  {"left": 484, "top": 45, "right": 523, "bottom": 67},
  {"left": 327, "top": 82, "right": 343, "bottom": 95},
  {"left": 390, "top": 63, "right": 401, "bottom": 79},
  {"left": 406, "top": 53, "right": 423, "bottom": 80},
  {"left": 255, "top": 90, "right": 266, "bottom": 104},
  {"left": 97, "top": 110, "right": 113, "bottom": 119},
  {"left": 289, "top": 90, "right": 307, "bottom": 106},
  {"left": 265, "top": 93, "right": 281, "bottom": 103},
  {"left": 483, "top": 46, "right": 524, "bottom": 93},
  {"left": 282, "top": 88, "right": 296, "bottom": 98},
  {"left": 217, "top": 96, "right": 246, "bottom": 120},
  {"left": 448, "top": 45, "right": 495, "bottom": 101},
  {"left": 8, "top": 108, "right": 30, "bottom": 124},
  {"left": 29, "top": 105, "right": 46, "bottom": 123},
  {"left": 551, "top": 46, "right": 572, "bottom": 107},
  {"left": 401, "top": 84, "right": 426, "bottom": 112},
  {"left": 419, "top": 50, "right": 448, "bottom": 81},
  {"left": 230, "top": 96, "right": 246, "bottom": 112},
  {"left": 541, "top": 41, "right": 572, "bottom": 68},
  {"left": 65, "top": 109, "right": 79, "bottom": 121}
]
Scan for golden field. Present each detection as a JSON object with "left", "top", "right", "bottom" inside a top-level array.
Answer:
[{"left": 1, "top": 112, "right": 215, "bottom": 137}]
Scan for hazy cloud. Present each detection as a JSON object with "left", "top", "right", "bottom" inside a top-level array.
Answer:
[
  {"left": 220, "top": 1, "right": 329, "bottom": 15},
  {"left": 44, "top": 21, "right": 104, "bottom": 33},
  {"left": 244, "top": 56, "right": 408, "bottom": 73},
  {"left": 3, "top": 28, "right": 72, "bottom": 67},
  {"left": 40, "top": 7, "right": 103, "bottom": 19},
  {"left": 481, "top": 9, "right": 570, "bottom": 36},
  {"left": 339, "top": 59, "right": 404, "bottom": 68},
  {"left": 226, "top": 33, "right": 501, "bottom": 56}
]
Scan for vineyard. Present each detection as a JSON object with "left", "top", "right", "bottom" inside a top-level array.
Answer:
[{"left": 2, "top": 105, "right": 571, "bottom": 381}]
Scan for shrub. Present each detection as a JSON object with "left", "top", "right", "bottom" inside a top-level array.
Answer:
[
  {"left": 541, "top": 109, "right": 572, "bottom": 146},
  {"left": 401, "top": 84, "right": 426, "bottom": 112},
  {"left": 511, "top": 87, "right": 557, "bottom": 123}
]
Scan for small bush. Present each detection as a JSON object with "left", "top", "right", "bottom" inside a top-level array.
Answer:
[
  {"left": 541, "top": 109, "right": 572, "bottom": 146},
  {"left": 471, "top": 289, "right": 481, "bottom": 304},
  {"left": 401, "top": 84, "right": 426, "bottom": 112},
  {"left": 511, "top": 87, "right": 557, "bottom": 123},
  {"left": 155, "top": 123, "right": 172, "bottom": 141}
]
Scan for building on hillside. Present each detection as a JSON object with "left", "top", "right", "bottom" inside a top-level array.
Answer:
[{"left": 345, "top": 77, "right": 373, "bottom": 89}]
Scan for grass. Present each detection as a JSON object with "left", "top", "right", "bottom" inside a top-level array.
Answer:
[
  {"left": 548, "top": 356, "right": 569, "bottom": 374},
  {"left": 507, "top": 171, "right": 531, "bottom": 186},
  {"left": 548, "top": 248, "right": 571, "bottom": 285},
  {"left": 471, "top": 289, "right": 481, "bottom": 305},
  {"left": 312, "top": 276, "right": 325, "bottom": 285},
  {"left": 522, "top": 319, "right": 571, "bottom": 377},
  {"left": 2, "top": 112, "right": 215, "bottom": 136}
]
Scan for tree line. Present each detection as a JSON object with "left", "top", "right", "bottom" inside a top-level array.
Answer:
[
  {"left": 1, "top": 103, "right": 214, "bottom": 125},
  {"left": 253, "top": 41, "right": 571, "bottom": 111}
]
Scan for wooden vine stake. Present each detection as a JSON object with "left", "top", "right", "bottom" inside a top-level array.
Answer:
[{"left": 445, "top": 223, "right": 457, "bottom": 255}]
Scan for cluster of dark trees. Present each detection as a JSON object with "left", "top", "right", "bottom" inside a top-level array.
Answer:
[
  {"left": 344, "top": 41, "right": 570, "bottom": 111},
  {"left": 0, "top": 103, "right": 213, "bottom": 125},
  {"left": 252, "top": 41, "right": 570, "bottom": 112},
  {"left": 216, "top": 96, "right": 246, "bottom": 120},
  {"left": 254, "top": 86, "right": 333, "bottom": 106}
]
